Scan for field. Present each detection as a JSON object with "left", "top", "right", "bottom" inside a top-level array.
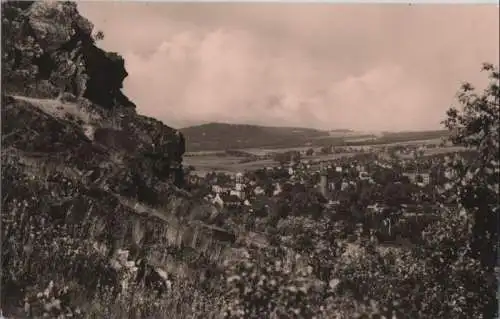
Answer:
[
  {"left": 181, "top": 122, "right": 450, "bottom": 152},
  {"left": 185, "top": 152, "right": 360, "bottom": 175},
  {"left": 180, "top": 123, "right": 447, "bottom": 176},
  {"left": 184, "top": 156, "right": 276, "bottom": 175},
  {"left": 184, "top": 153, "right": 352, "bottom": 175},
  {"left": 185, "top": 141, "right": 466, "bottom": 175},
  {"left": 422, "top": 145, "right": 467, "bottom": 156}
]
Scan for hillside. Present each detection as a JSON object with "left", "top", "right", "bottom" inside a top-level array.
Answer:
[
  {"left": 1, "top": 2, "right": 234, "bottom": 317},
  {"left": 181, "top": 122, "right": 450, "bottom": 152},
  {"left": 180, "top": 122, "right": 333, "bottom": 152}
]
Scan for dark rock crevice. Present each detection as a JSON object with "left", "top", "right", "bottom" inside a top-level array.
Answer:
[{"left": 82, "top": 45, "right": 135, "bottom": 109}]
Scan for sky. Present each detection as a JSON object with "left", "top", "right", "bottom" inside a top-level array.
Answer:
[{"left": 78, "top": 3, "right": 499, "bottom": 132}]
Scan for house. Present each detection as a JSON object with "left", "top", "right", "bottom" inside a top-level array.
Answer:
[
  {"left": 233, "top": 172, "right": 245, "bottom": 199},
  {"left": 212, "top": 193, "right": 224, "bottom": 208},
  {"left": 421, "top": 173, "right": 430, "bottom": 185},
  {"left": 229, "top": 189, "right": 240, "bottom": 198},
  {"left": 404, "top": 172, "right": 431, "bottom": 186},
  {"left": 273, "top": 183, "right": 282, "bottom": 196},
  {"left": 366, "top": 203, "right": 389, "bottom": 218},
  {"left": 328, "top": 181, "right": 336, "bottom": 191},
  {"left": 212, "top": 185, "right": 223, "bottom": 194},
  {"left": 359, "top": 171, "right": 370, "bottom": 180},
  {"left": 319, "top": 170, "right": 329, "bottom": 198},
  {"left": 341, "top": 180, "right": 350, "bottom": 191},
  {"left": 254, "top": 186, "right": 265, "bottom": 195}
]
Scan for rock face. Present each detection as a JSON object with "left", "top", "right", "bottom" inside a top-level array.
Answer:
[
  {"left": 27, "top": 1, "right": 93, "bottom": 52},
  {"left": 3, "top": 1, "right": 134, "bottom": 108},
  {"left": 1, "top": 2, "right": 234, "bottom": 314}
]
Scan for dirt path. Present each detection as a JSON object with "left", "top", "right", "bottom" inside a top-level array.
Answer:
[{"left": 12, "top": 95, "right": 101, "bottom": 140}]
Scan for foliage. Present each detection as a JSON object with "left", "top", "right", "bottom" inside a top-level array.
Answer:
[
  {"left": 223, "top": 246, "right": 327, "bottom": 319},
  {"left": 328, "top": 63, "right": 499, "bottom": 318},
  {"left": 273, "top": 151, "right": 301, "bottom": 165},
  {"left": 93, "top": 30, "right": 105, "bottom": 41},
  {"left": 334, "top": 209, "right": 488, "bottom": 318},
  {"left": 1, "top": 155, "right": 224, "bottom": 318},
  {"left": 442, "top": 62, "right": 499, "bottom": 318},
  {"left": 276, "top": 217, "right": 346, "bottom": 281}
]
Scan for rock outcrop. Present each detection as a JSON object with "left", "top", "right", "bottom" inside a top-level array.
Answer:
[
  {"left": 1, "top": 1, "right": 234, "bottom": 315},
  {"left": 2, "top": 1, "right": 134, "bottom": 108}
]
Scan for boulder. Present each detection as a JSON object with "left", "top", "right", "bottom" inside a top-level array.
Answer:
[{"left": 27, "top": 1, "right": 93, "bottom": 52}]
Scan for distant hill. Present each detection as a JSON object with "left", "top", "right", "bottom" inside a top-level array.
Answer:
[
  {"left": 180, "top": 122, "right": 332, "bottom": 152},
  {"left": 180, "top": 122, "right": 451, "bottom": 152},
  {"left": 378, "top": 130, "right": 450, "bottom": 142}
]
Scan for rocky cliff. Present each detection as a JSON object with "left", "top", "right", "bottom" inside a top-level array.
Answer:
[
  {"left": 1, "top": 2, "right": 233, "bottom": 316},
  {"left": 2, "top": 1, "right": 134, "bottom": 109}
]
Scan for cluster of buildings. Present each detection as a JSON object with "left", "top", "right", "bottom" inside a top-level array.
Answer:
[
  {"left": 184, "top": 143, "right": 466, "bottom": 235},
  {"left": 182, "top": 142, "right": 473, "bottom": 246}
]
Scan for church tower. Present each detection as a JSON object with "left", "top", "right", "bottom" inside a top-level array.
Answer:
[{"left": 234, "top": 172, "right": 245, "bottom": 199}]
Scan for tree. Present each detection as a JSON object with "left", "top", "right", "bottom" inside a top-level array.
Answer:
[
  {"left": 334, "top": 209, "right": 488, "bottom": 318},
  {"left": 306, "top": 148, "right": 314, "bottom": 156},
  {"left": 93, "top": 30, "right": 105, "bottom": 42},
  {"left": 273, "top": 152, "right": 289, "bottom": 165},
  {"left": 328, "top": 64, "right": 498, "bottom": 319},
  {"left": 223, "top": 245, "right": 328, "bottom": 318},
  {"left": 320, "top": 146, "right": 330, "bottom": 155},
  {"left": 442, "top": 63, "right": 499, "bottom": 319},
  {"left": 290, "top": 151, "right": 301, "bottom": 162}
]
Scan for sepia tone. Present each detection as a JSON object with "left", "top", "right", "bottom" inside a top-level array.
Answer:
[
  {"left": 78, "top": 3, "right": 499, "bottom": 131},
  {"left": 1, "top": 1, "right": 499, "bottom": 319}
]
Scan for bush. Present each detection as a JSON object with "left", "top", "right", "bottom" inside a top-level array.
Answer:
[{"left": 223, "top": 246, "right": 327, "bottom": 318}]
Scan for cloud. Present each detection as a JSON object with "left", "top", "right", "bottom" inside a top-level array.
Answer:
[{"left": 78, "top": 3, "right": 499, "bottom": 131}]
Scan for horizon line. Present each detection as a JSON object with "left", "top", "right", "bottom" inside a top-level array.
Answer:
[{"left": 178, "top": 121, "right": 448, "bottom": 133}]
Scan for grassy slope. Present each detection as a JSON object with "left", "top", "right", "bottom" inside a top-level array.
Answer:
[{"left": 1, "top": 95, "right": 235, "bottom": 317}]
